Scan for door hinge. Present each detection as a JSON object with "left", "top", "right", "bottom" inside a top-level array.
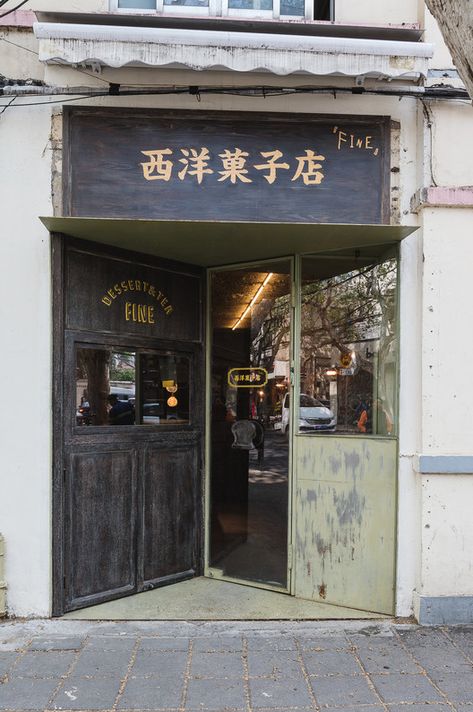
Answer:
[{"left": 288, "top": 544, "right": 293, "bottom": 571}]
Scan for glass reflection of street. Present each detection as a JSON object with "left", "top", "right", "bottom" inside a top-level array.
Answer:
[{"left": 209, "top": 262, "right": 291, "bottom": 590}]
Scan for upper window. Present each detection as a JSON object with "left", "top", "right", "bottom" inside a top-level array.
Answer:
[{"left": 113, "top": 0, "right": 331, "bottom": 20}]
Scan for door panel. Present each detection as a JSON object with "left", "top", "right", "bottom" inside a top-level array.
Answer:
[
  {"left": 294, "top": 436, "right": 396, "bottom": 614},
  {"left": 63, "top": 334, "right": 203, "bottom": 612},
  {"left": 143, "top": 443, "right": 199, "bottom": 585},
  {"left": 293, "top": 249, "right": 399, "bottom": 613},
  {"left": 66, "top": 449, "right": 137, "bottom": 608}
]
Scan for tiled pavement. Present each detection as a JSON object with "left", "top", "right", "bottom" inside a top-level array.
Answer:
[{"left": 0, "top": 620, "right": 472, "bottom": 711}]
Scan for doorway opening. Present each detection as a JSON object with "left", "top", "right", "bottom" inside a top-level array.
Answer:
[
  {"left": 52, "top": 223, "right": 410, "bottom": 619},
  {"left": 207, "top": 260, "right": 293, "bottom": 592}
]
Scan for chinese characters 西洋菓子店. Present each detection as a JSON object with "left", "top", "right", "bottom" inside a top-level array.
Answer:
[{"left": 140, "top": 147, "right": 326, "bottom": 185}]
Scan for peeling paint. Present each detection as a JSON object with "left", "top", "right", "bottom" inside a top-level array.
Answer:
[
  {"left": 335, "top": 487, "right": 365, "bottom": 526},
  {"left": 294, "top": 437, "right": 396, "bottom": 613}
]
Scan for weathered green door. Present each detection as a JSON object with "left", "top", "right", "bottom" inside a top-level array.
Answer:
[{"left": 292, "top": 249, "right": 398, "bottom": 614}]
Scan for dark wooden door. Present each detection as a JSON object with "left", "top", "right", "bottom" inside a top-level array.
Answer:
[
  {"left": 54, "top": 239, "right": 204, "bottom": 615},
  {"left": 62, "top": 336, "right": 203, "bottom": 613}
]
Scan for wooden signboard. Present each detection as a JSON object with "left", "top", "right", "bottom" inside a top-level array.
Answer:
[
  {"left": 65, "top": 246, "right": 201, "bottom": 340},
  {"left": 64, "top": 109, "right": 390, "bottom": 225}
]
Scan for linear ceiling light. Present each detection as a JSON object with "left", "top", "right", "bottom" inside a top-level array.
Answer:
[{"left": 232, "top": 273, "right": 273, "bottom": 331}]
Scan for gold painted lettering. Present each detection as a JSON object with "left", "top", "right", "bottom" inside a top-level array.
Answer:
[
  {"left": 107, "top": 289, "right": 117, "bottom": 301},
  {"left": 161, "top": 297, "right": 168, "bottom": 307},
  {"left": 365, "top": 136, "right": 373, "bottom": 150},
  {"left": 178, "top": 147, "right": 213, "bottom": 183},
  {"left": 128, "top": 280, "right": 135, "bottom": 291},
  {"left": 165, "top": 305, "right": 173, "bottom": 315},
  {"left": 143, "top": 281, "right": 149, "bottom": 294},
  {"left": 135, "top": 280, "right": 142, "bottom": 291},
  {"left": 337, "top": 131, "right": 347, "bottom": 150},
  {"left": 149, "top": 286, "right": 156, "bottom": 298},
  {"left": 114, "top": 283, "right": 122, "bottom": 295},
  {"left": 140, "top": 149, "right": 173, "bottom": 181},
  {"left": 292, "top": 150, "right": 325, "bottom": 186},
  {"left": 254, "top": 150, "right": 290, "bottom": 185},
  {"left": 102, "top": 296, "right": 112, "bottom": 306},
  {"left": 138, "top": 305, "right": 146, "bottom": 323},
  {"left": 124, "top": 302, "right": 156, "bottom": 324},
  {"left": 356, "top": 138, "right": 363, "bottom": 148},
  {"left": 121, "top": 280, "right": 128, "bottom": 292},
  {"left": 218, "top": 148, "right": 252, "bottom": 184}
]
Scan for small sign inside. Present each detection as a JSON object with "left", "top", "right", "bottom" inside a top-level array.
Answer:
[{"left": 228, "top": 367, "right": 268, "bottom": 388}]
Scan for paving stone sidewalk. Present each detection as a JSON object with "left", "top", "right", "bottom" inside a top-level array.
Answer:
[{"left": 0, "top": 620, "right": 472, "bottom": 711}]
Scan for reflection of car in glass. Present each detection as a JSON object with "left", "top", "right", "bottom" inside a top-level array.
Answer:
[
  {"left": 142, "top": 402, "right": 164, "bottom": 424},
  {"left": 76, "top": 401, "right": 90, "bottom": 426},
  {"left": 142, "top": 402, "right": 182, "bottom": 424},
  {"left": 281, "top": 393, "right": 336, "bottom": 434}
]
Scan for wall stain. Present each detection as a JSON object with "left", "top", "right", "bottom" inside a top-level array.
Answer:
[
  {"left": 334, "top": 487, "right": 366, "bottom": 526},
  {"left": 315, "top": 533, "right": 332, "bottom": 557},
  {"left": 318, "top": 583, "right": 327, "bottom": 599},
  {"left": 306, "top": 489, "right": 317, "bottom": 503},
  {"left": 329, "top": 455, "right": 342, "bottom": 474}
]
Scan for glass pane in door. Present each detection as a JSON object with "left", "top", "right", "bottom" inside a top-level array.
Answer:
[
  {"left": 209, "top": 261, "right": 291, "bottom": 589},
  {"left": 300, "top": 252, "right": 398, "bottom": 436}
]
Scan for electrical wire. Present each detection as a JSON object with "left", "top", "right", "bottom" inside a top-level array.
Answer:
[
  {"left": 0, "top": 36, "right": 112, "bottom": 85},
  {"left": 0, "top": 94, "right": 16, "bottom": 113},
  {"left": 0, "top": 93, "right": 110, "bottom": 107},
  {"left": 0, "top": 0, "right": 30, "bottom": 19},
  {"left": 1, "top": 85, "right": 469, "bottom": 110}
]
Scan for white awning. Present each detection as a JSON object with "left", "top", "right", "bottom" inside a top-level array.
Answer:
[{"left": 34, "top": 22, "right": 433, "bottom": 80}]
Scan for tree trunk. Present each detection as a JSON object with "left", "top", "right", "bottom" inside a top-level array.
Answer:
[
  {"left": 425, "top": 0, "right": 473, "bottom": 98},
  {"left": 81, "top": 349, "right": 111, "bottom": 426}
]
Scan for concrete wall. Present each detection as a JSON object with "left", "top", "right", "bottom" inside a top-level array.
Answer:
[{"left": 0, "top": 105, "right": 53, "bottom": 617}]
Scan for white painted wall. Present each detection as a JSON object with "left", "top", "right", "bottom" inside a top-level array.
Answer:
[
  {"left": 28, "top": 0, "right": 108, "bottom": 12},
  {"left": 423, "top": 7, "right": 454, "bottom": 70},
  {"left": 0, "top": 105, "right": 53, "bottom": 617},
  {"left": 422, "top": 207, "right": 473, "bottom": 455},
  {"left": 336, "top": 0, "right": 419, "bottom": 25},
  {"left": 429, "top": 103, "right": 473, "bottom": 186},
  {"left": 421, "top": 475, "right": 473, "bottom": 596}
]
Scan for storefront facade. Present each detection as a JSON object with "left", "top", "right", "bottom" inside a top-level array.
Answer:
[
  {"left": 46, "top": 108, "right": 412, "bottom": 616},
  {"left": 2, "top": 1, "right": 473, "bottom": 624}
]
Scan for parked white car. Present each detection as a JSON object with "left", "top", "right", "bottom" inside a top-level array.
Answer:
[{"left": 281, "top": 393, "right": 336, "bottom": 434}]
